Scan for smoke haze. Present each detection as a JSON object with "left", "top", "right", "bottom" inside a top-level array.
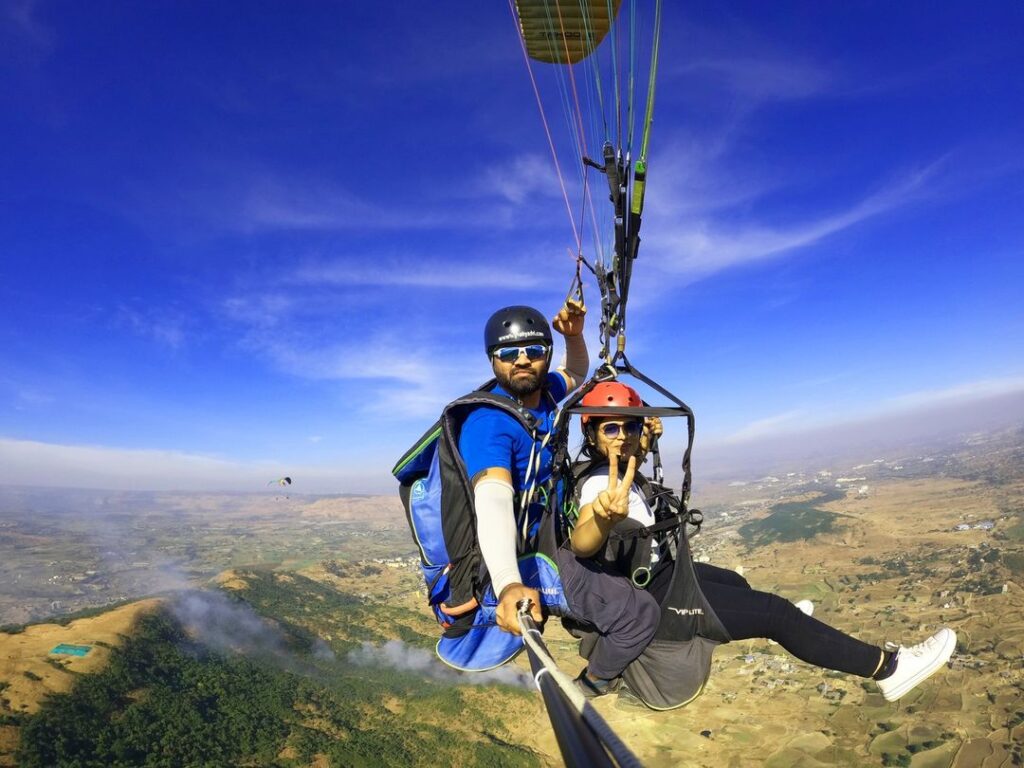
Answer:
[{"left": 348, "top": 640, "right": 533, "bottom": 689}]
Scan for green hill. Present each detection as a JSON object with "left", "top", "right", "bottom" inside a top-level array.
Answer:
[{"left": 14, "top": 584, "right": 542, "bottom": 768}]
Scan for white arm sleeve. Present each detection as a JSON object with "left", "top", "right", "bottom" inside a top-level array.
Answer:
[
  {"left": 559, "top": 333, "right": 589, "bottom": 389},
  {"left": 473, "top": 478, "right": 522, "bottom": 598}
]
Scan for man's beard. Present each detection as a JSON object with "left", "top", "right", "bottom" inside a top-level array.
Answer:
[{"left": 498, "top": 366, "right": 543, "bottom": 398}]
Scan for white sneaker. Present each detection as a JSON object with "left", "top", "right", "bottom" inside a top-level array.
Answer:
[
  {"left": 876, "top": 628, "right": 956, "bottom": 702},
  {"left": 770, "top": 599, "right": 815, "bottom": 645},
  {"left": 794, "top": 599, "right": 814, "bottom": 616}
]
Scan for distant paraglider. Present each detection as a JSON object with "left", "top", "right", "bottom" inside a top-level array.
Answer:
[{"left": 268, "top": 476, "right": 292, "bottom": 500}]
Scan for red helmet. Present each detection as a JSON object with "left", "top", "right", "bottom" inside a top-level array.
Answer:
[{"left": 579, "top": 382, "right": 642, "bottom": 426}]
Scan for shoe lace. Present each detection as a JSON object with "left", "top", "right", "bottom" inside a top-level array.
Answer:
[{"left": 899, "top": 634, "right": 941, "bottom": 658}]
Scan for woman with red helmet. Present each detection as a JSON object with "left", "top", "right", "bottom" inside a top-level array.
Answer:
[{"left": 566, "top": 381, "right": 956, "bottom": 704}]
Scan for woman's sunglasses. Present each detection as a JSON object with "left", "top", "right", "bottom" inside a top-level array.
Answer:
[
  {"left": 599, "top": 420, "right": 643, "bottom": 438},
  {"left": 492, "top": 344, "right": 550, "bottom": 363}
]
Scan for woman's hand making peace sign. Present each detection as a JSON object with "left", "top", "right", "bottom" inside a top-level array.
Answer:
[{"left": 590, "top": 450, "right": 637, "bottom": 524}]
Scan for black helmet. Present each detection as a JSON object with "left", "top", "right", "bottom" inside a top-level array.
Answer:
[{"left": 483, "top": 305, "right": 552, "bottom": 354}]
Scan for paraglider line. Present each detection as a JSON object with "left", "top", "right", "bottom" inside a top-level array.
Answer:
[
  {"left": 606, "top": 0, "right": 622, "bottom": 153},
  {"left": 626, "top": 0, "right": 637, "bottom": 158},
  {"left": 508, "top": 0, "right": 581, "bottom": 252},
  {"left": 639, "top": 0, "right": 662, "bottom": 161},
  {"left": 553, "top": 2, "right": 603, "bottom": 267}
]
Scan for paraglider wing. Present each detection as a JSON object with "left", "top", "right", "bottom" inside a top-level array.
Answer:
[
  {"left": 515, "top": 0, "right": 622, "bottom": 64},
  {"left": 268, "top": 477, "right": 292, "bottom": 487}
]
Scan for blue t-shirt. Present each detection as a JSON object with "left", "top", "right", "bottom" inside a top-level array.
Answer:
[{"left": 459, "top": 371, "right": 569, "bottom": 494}]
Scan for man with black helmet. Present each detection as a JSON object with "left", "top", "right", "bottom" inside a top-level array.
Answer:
[{"left": 459, "top": 301, "right": 588, "bottom": 635}]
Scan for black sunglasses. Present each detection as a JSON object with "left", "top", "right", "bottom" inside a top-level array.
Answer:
[{"left": 599, "top": 421, "right": 642, "bottom": 438}]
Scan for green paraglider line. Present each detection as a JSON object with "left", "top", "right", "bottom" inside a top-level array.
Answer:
[
  {"left": 614, "top": 0, "right": 662, "bottom": 354},
  {"left": 638, "top": 0, "right": 661, "bottom": 164}
]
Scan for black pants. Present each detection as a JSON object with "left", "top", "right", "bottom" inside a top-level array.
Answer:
[{"left": 695, "top": 563, "right": 882, "bottom": 678}]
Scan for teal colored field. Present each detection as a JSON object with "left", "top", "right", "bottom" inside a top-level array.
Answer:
[{"left": 50, "top": 643, "right": 92, "bottom": 657}]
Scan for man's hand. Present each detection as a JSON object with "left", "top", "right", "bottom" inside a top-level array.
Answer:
[
  {"left": 552, "top": 299, "right": 586, "bottom": 337},
  {"left": 637, "top": 416, "right": 663, "bottom": 460},
  {"left": 496, "top": 583, "right": 543, "bottom": 635},
  {"left": 591, "top": 451, "right": 636, "bottom": 524}
]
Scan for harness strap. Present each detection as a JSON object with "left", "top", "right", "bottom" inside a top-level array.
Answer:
[{"left": 518, "top": 387, "right": 562, "bottom": 547}]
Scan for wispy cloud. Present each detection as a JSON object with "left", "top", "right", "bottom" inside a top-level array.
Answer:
[
  {"left": 0, "top": 437, "right": 260, "bottom": 490},
  {"left": 642, "top": 135, "right": 781, "bottom": 219},
  {"left": 706, "top": 375, "right": 1024, "bottom": 447},
  {"left": 0, "top": 437, "right": 384, "bottom": 493},
  {"left": 228, "top": 165, "right": 561, "bottom": 235},
  {"left": 116, "top": 170, "right": 474, "bottom": 237},
  {"left": 254, "top": 334, "right": 485, "bottom": 420},
  {"left": 478, "top": 153, "right": 560, "bottom": 204},
  {"left": 287, "top": 259, "right": 541, "bottom": 290},
  {"left": 13, "top": 387, "right": 54, "bottom": 408},
  {"left": 882, "top": 376, "right": 1024, "bottom": 412},
  {"left": 718, "top": 410, "right": 807, "bottom": 445},
  {"left": 145, "top": 169, "right": 549, "bottom": 237},
  {"left": 0, "top": 372, "right": 55, "bottom": 409},
  {"left": 235, "top": 177, "right": 446, "bottom": 232},
  {"left": 676, "top": 56, "right": 829, "bottom": 103},
  {"left": 220, "top": 280, "right": 583, "bottom": 422},
  {"left": 644, "top": 159, "right": 943, "bottom": 282},
  {"left": 2, "top": 0, "right": 54, "bottom": 59},
  {"left": 793, "top": 370, "right": 859, "bottom": 390},
  {"left": 221, "top": 293, "right": 295, "bottom": 330},
  {"left": 116, "top": 304, "right": 189, "bottom": 349}
]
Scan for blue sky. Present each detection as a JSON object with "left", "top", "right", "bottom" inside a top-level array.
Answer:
[{"left": 1, "top": 1, "right": 1022, "bottom": 493}]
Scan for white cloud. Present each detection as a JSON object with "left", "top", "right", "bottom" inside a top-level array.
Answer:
[
  {"left": 705, "top": 375, "right": 1024, "bottom": 447},
  {"left": 0, "top": 373, "right": 56, "bottom": 410},
  {"left": 0, "top": 437, "right": 386, "bottom": 494},
  {"left": 236, "top": 177, "right": 431, "bottom": 231},
  {"left": 142, "top": 172, "right": 464, "bottom": 235},
  {"left": 717, "top": 410, "right": 807, "bottom": 445},
  {"left": 14, "top": 388, "right": 54, "bottom": 407},
  {"left": 0, "top": 437, "right": 257, "bottom": 491},
  {"left": 882, "top": 376, "right": 1024, "bottom": 411},
  {"left": 642, "top": 135, "right": 780, "bottom": 219},
  {"left": 793, "top": 370, "right": 859, "bottom": 390},
  {"left": 4, "top": 0, "right": 54, "bottom": 55},
  {"left": 221, "top": 293, "right": 295, "bottom": 329},
  {"left": 677, "top": 56, "right": 829, "bottom": 102},
  {"left": 645, "top": 160, "right": 941, "bottom": 281},
  {"left": 258, "top": 336, "right": 485, "bottom": 420},
  {"left": 287, "top": 260, "right": 541, "bottom": 290},
  {"left": 479, "top": 153, "right": 560, "bottom": 204},
  {"left": 228, "top": 171, "right": 541, "bottom": 234},
  {"left": 117, "top": 304, "right": 188, "bottom": 349}
]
